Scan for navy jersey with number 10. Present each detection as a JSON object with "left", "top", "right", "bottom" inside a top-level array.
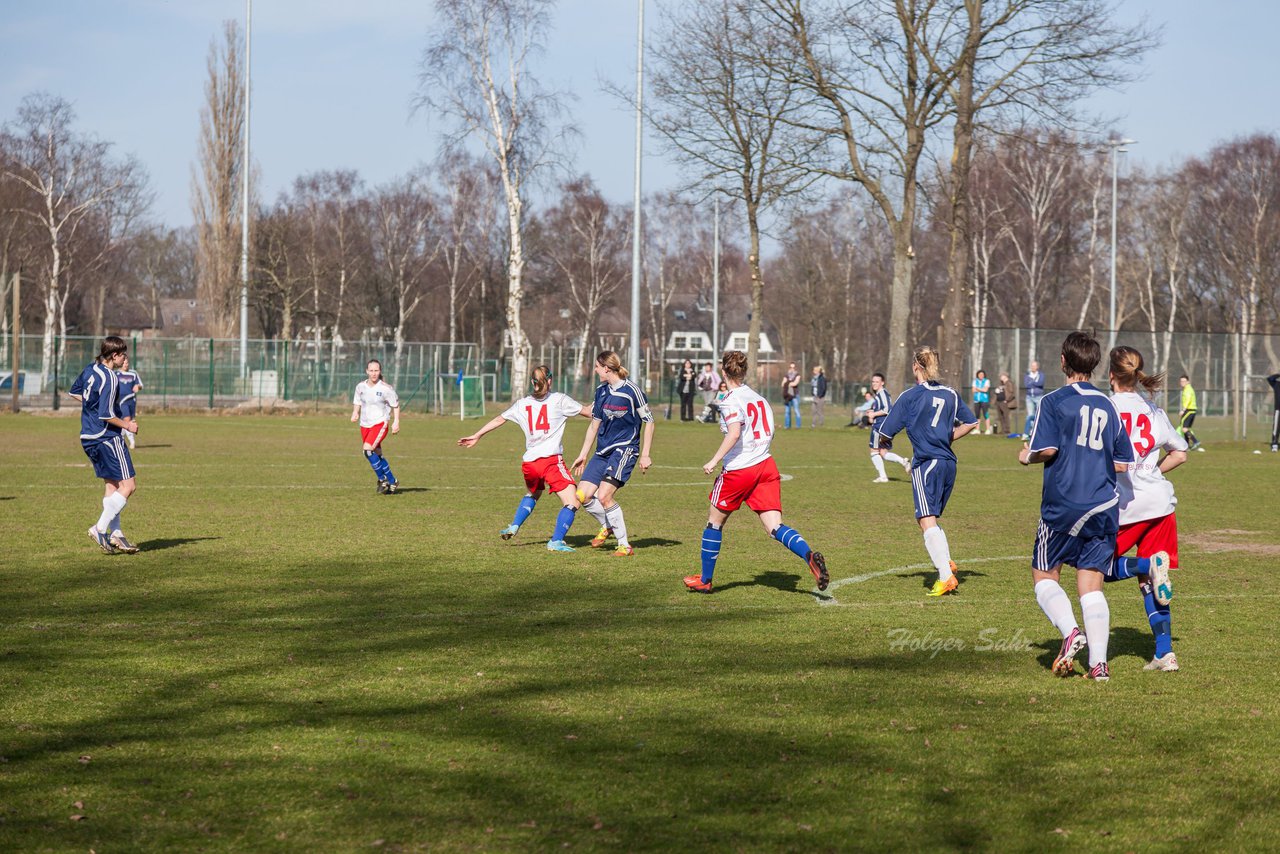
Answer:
[
  {"left": 876, "top": 381, "right": 977, "bottom": 462},
  {"left": 1028, "top": 381, "right": 1135, "bottom": 537}
]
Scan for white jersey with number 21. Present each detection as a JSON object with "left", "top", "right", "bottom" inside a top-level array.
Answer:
[
  {"left": 501, "top": 392, "right": 586, "bottom": 462},
  {"left": 1111, "top": 390, "right": 1187, "bottom": 525},
  {"left": 717, "top": 385, "right": 774, "bottom": 471}
]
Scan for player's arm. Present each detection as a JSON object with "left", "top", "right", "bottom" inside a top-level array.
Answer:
[
  {"left": 1158, "top": 448, "right": 1188, "bottom": 474},
  {"left": 952, "top": 421, "right": 979, "bottom": 441},
  {"left": 97, "top": 380, "right": 136, "bottom": 434},
  {"left": 578, "top": 406, "right": 592, "bottom": 418},
  {"left": 703, "top": 421, "right": 741, "bottom": 475},
  {"left": 639, "top": 418, "right": 655, "bottom": 472},
  {"left": 952, "top": 399, "right": 979, "bottom": 441},
  {"left": 1019, "top": 444, "right": 1056, "bottom": 465},
  {"left": 571, "top": 418, "right": 602, "bottom": 474},
  {"left": 457, "top": 414, "right": 506, "bottom": 447},
  {"left": 390, "top": 404, "right": 400, "bottom": 434},
  {"left": 351, "top": 403, "right": 361, "bottom": 422}
]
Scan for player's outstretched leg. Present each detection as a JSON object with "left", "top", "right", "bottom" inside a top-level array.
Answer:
[
  {"left": 772, "top": 524, "right": 827, "bottom": 591},
  {"left": 1140, "top": 581, "right": 1177, "bottom": 671},
  {"left": 923, "top": 525, "right": 958, "bottom": 597},
  {"left": 883, "top": 450, "right": 910, "bottom": 474},
  {"left": 684, "top": 522, "right": 721, "bottom": 593},
  {"left": 1035, "top": 577, "right": 1085, "bottom": 676},
  {"left": 502, "top": 494, "right": 538, "bottom": 540},
  {"left": 547, "top": 505, "right": 577, "bottom": 552},
  {"left": 604, "top": 503, "right": 632, "bottom": 556}
]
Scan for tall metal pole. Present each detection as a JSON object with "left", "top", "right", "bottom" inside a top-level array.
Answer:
[
  {"left": 628, "top": 0, "right": 644, "bottom": 381},
  {"left": 239, "top": 0, "right": 253, "bottom": 379},
  {"left": 712, "top": 198, "right": 720, "bottom": 356},
  {"left": 1107, "top": 138, "right": 1135, "bottom": 350},
  {"left": 10, "top": 269, "right": 19, "bottom": 414}
]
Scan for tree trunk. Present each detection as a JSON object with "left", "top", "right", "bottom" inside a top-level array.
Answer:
[
  {"left": 886, "top": 222, "right": 915, "bottom": 390},
  {"left": 746, "top": 205, "right": 764, "bottom": 383}
]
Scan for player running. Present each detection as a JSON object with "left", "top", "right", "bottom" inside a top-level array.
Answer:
[
  {"left": 1177, "top": 374, "right": 1201, "bottom": 451},
  {"left": 866, "top": 372, "right": 912, "bottom": 482},
  {"left": 351, "top": 359, "right": 401, "bottom": 494},
  {"left": 570, "top": 351, "right": 655, "bottom": 557},
  {"left": 457, "top": 366, "right": 591, "bottom": 551},
  {"left": 1108, "top": 346, "right": 1187, "bottom": 672},
  {"left": 116, "top": 354, "right": 142, "bottom": 449},
  {"left": 683, "top": 350, "right": 828, "bottom": 594},
  {"left": 875, "top": 346, "right": 979, "bottom": 597},
  {"left": 1020, "top": 332, "right": 1134, "bottom": 682},
  {"left": 69, "top": 336, "right": 141, "bottom": 555}
]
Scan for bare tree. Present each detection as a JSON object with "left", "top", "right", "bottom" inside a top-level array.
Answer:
[
  {"left": 646, "top": 0, "right": 820, "bottom": 378},
  {"left": 437, "top": 152, "right": 495, "bottom": 372},
  {"left": 418, "top": 0, "right": 572, "bottom": 394},
  {"left": 191, "top": 19, "right": 247, "bottom": 338},
  {"left": 0, "top": 93, "right": 137, "bottom": 388}
]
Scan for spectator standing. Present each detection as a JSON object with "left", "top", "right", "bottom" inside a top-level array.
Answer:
[
  {"left": 1268, "top": 373, "right": 1280, "bottom": 452},
  {"left": 972, "top": 369, "right": 992, "bottom": 435},
  {"left": 994, "top": 371, "right": 1017, "bottom": 436},
  {"left": 677, "top": 360, "right": 697, "bottom": 422},
  {"left": 697, "top": 362, "right": 721, "bottom": 410},
  {"left": 810, "top": 365, "right": 828, "bottom": 428},
  {"left": 781, "top": 362, "right": 801, "bottom": 429},
  {"left": 1022, "top": 360, "right": 1045, "bottom": 438}
]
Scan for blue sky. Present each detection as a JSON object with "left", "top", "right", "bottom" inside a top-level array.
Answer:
[{"left": 2, "top": 0, "right": 1277, "bottom": 228}]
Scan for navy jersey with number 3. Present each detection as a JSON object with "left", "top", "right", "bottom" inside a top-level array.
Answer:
[{"left": 1029, "top": 382, "right": 1134, "bottom": 537}]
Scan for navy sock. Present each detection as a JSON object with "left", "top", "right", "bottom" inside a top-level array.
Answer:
[
  {"left": 553, "top": 506, "right": 576, "bottom": 541},
  {"left": 701, "top": 524, "right": 723, "bottom": 583},
  {"left": 772, "top": 524, "right": 811, "bottom": 562},
  {"left": 379, "top": 456, "right": 397, "bottom": 484},
  {"left": 512, "top": 495, "right": 537, "bottom": 528},
  {"left": 1109, "top": 556, "right": 1149, "bottom": 582},
  {"left": 1140, "top": 582, "right": 1173, "bottom": 657},
  {"left": 364, "top": 449, "right": 382, "bottom": 476}
]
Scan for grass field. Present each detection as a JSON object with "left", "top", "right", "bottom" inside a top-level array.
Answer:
[{"left": 1, "top": 408, "right": 1278, "bottom": 851}]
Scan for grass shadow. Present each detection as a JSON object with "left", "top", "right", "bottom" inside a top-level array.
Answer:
[
  {"left": 137, "top": 443, "right": 172, "bottom": 449},
  {"left": 137, "top": 536, "right": 222, "bottom": 552},
  {"left": 713, "top": 570, "right": 809, "bottom": 595}
]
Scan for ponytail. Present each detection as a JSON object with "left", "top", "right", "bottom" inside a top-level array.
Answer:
[
  {"left": 913, "top": 346, "right": 941, "bottom": 381},
  {"left": 596, "top": 351, "right": 628, "bottom": 380},
  {"left": 530, "top": 365, "right": 553, "bottom": 399},
  {"left": 1109, "top": 346, "right": 1163, "bottom": 394}
]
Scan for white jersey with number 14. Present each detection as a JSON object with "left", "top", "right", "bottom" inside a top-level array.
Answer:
[
  {"left": 717, "top": 385, "right": 774, "bottom": 471},
  {"left": 1111, "top": 390, "right": 1187, "bottom": 524},
  {"left": 501, "top": 392, "right": 586, "bottom": 462}
]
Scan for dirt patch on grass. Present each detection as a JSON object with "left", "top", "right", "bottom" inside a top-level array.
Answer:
[{"left": 1183, "top": 530, "right": 1280, "bottom": 556}]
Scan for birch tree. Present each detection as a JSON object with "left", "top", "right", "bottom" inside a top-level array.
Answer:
[{"left": 418, "top": 0, "right": 571, "bottom": 394}]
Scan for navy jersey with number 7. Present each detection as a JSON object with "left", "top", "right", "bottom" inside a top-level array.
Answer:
[
  {"left": 876, "top": 381, "right": 977, "bottom": 462},
  {"left": 1028, "top": 381, "right": 1134, "bottom": 537}
]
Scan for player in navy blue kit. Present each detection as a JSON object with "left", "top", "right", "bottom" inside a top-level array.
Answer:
[
  {"left": 116, "top": 354, "right": 142, "bottom": 449},
  {"left": 69, "top": 336, "right": 141, "bottom": 555},
  {"left": 866, "top": 372, "right": 912, "bottom": 483},
  {"left": 570, "top": 351, "right": 655, "bottom": 556},
  {"left": 876, "top": 347, "right": 979, "bottom": 596},
  {"left": 1019, "top": 332, "right": 1134, "bottom": 681}
]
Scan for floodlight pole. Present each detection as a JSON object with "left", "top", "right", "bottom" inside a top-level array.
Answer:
[
  {"left": 239, "top": 0, "right": 253, "bottom": 379},
  {"left": 712, "top": 197, "right": 720, "bottom": 356},
  {"left": 1107, "top": 137, "right": 1135, "bottom": 350},
  {"left": 628, "top": 0, "right": 644, "bottom": 381}
]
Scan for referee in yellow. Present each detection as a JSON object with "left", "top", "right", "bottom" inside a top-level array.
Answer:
[{"left": 1178, "top": 374, "right": 1202, "bottom": 451}]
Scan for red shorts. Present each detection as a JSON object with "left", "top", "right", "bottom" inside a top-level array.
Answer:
[
  {"left": 710, "top": 457, "right": 782, "bottom": 514},
  {"left": 522, "top": 455, "right": 575, "bottom": 495},
  {"left": 360, "top": 422, "right": 390, "bottom": 449},
  {"left": 1115, "top": 513, "right": 1179, "bottom": 568}
]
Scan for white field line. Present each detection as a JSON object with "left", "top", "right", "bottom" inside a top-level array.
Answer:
[
  {"left": 816, "top": 555, "right": 1033, "bottom": 606},
  {"left": 4, "top": 474, "right": 793, "bottom": 490}
]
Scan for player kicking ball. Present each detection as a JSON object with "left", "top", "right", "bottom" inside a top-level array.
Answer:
[
  {"left": 683, "top": 350, "right": 828, "bottom": 594},
  {"left": 457, "top": 366, "right": 591, "bottom": 551},
  {"left": 351, "top": 359, "right": 401, "bottom": 494},
  {"left": 1020, "top": 332, "right": 1134, "bottom": 682}
]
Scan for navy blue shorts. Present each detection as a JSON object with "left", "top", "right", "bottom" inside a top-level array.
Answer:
[
  {"left": 581, "top": 446, "right": 639, "bottom": 488},
  {"left": 869, "top": 427, "right": 893, "bottom": 451},
  {"left": 83, "top": 436, "right": 135, "bottom": 481},
  {"left": 1032, "top": 520, "right": 1115, "bottom": 575},
  {"left": 910, "top": 457, "right": 955, "bottom": 519}
]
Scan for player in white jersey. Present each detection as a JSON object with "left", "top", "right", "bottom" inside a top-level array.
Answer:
[
  {"left": 683, "top": 351, "right": 828, "bottom": 593},
  {"left": 351, "top": 359, "right": 401, "bottom": 494},
  {"left": 458, "top": 366, "right": 591, "bottom": 551},
  {"left": 1108, "top": 346, "right": 1188, "bottom": 672}
]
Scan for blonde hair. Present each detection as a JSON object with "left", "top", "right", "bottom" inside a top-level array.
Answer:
[
  {"left": 721, "top": 350, "right": 748, "bottom": 381},
  {"left": 596, "top": 351, "right": 629, "bottom": 380},
  {"left": 913, "top": 346, "right": 941, "bottom": 381},
  {"left": 1109, "top": 346, "right": 1163, "bottom": 394},
  {"left": 530, "top": 365, "right": 553, "bottom": 399}
]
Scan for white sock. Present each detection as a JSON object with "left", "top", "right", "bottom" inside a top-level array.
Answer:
[
  {"left": 870, "top": 453, "right": 887, "bottom": 478},
  {"left": 1034, "top": 578, "right": 1078, "bottom": 638},
  {"left": 883, "top": 451, "right": 906, "bottom": 465},
  {"left": 1080, "top": 590, "right": 1110, "bottom": 667},
  {"left": 109, "top": 514, "right": 123, "bottom": 534},
  {"left": 97, "top": 492, "right": 127, "bottom": 534},
  {"left": 604, "top": 503, "right": 629, "bottom": 547},
  {"left": 923, "top": 527, "right": 953, "bottom": 580},
  {"left": 581, "top": 497, "right": 609, "bottom": 527}
]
